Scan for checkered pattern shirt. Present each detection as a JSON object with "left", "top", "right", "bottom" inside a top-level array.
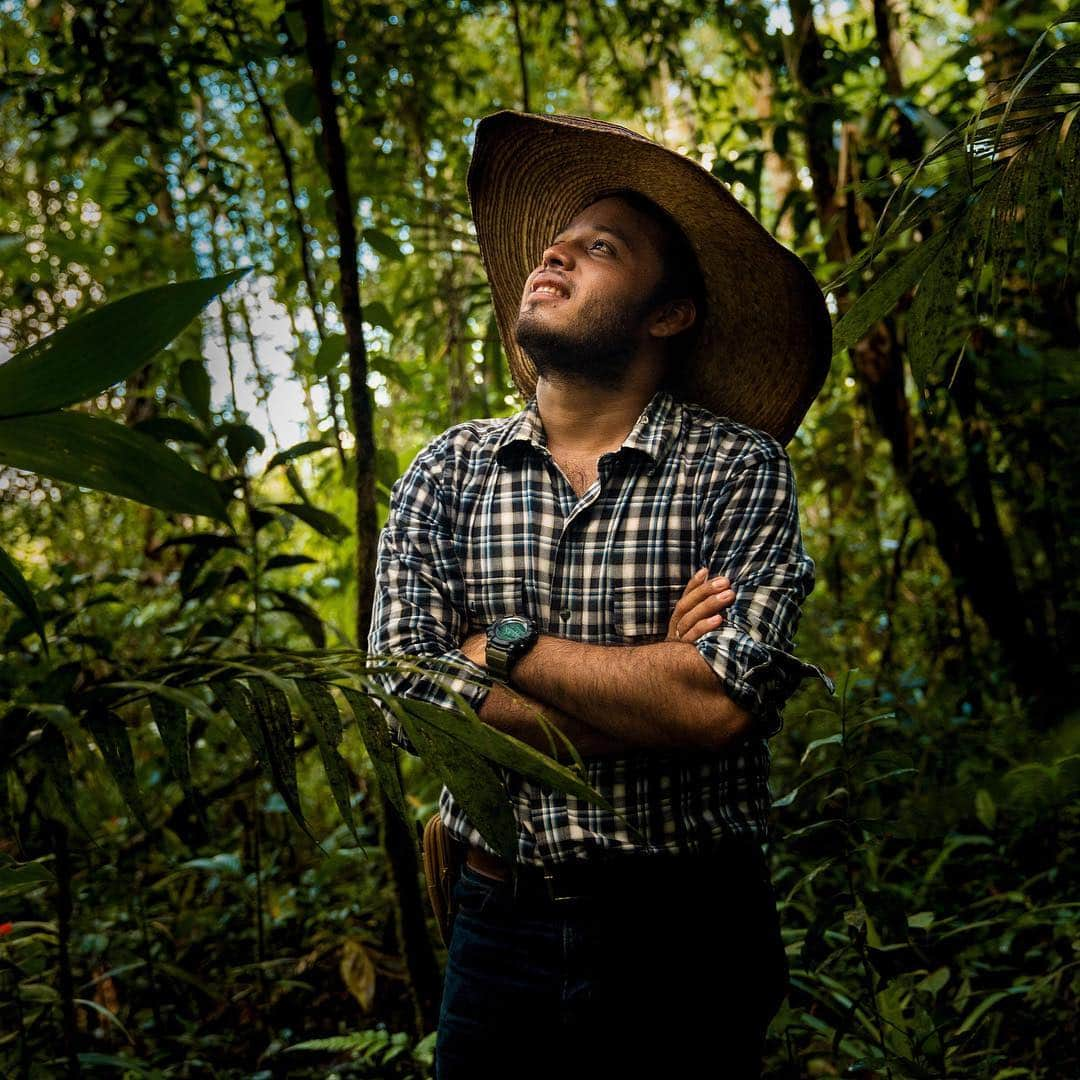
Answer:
[{"left": 367, "top": 387, "right": 834, "bottom": 865}]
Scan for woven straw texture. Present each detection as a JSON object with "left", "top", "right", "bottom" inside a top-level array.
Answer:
[{"left": 467, "top": 111, "right": 833, "bottom": 445}]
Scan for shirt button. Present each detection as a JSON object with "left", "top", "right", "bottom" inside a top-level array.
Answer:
[{"left": 559, "top": 609, "right": 571, "bottom": 622}]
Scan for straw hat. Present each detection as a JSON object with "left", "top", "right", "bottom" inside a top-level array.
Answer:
[{"left": 466, "top": 111, "right": 832, "bottom": 445}]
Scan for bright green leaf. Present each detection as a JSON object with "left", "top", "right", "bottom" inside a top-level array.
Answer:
[
  {"left": 0, "top": 270, "right": 248, "bottom": 419},
  {"left": 0, "top": 411, "right": 228, "bottom": 522}
]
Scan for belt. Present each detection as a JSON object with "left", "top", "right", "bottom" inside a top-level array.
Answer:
[{"left": 464, "top": 839, "right": 762, "bottom": 905}]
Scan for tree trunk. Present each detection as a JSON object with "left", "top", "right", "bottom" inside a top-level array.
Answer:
[{"left": 300, "top": 0, "right": 442, "bottom": 1034}]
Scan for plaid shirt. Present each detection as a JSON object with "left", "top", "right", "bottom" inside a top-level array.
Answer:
[{"left": 368, "top": 387, "right": 834, "bottom": 865}]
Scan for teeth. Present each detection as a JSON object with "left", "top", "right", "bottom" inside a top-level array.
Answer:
[{"left": 534, "top": 285, "right": 564, "bottom": 297}]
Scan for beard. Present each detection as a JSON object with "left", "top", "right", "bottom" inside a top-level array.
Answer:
[{"left": 514, "top": 291, "right": 654, "bottom": 392}]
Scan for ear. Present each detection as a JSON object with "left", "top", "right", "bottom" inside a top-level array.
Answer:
[{"left": 648, "top": 298, "right": 696, "bottom": 340}]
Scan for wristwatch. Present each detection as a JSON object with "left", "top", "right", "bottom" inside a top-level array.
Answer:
[{"left": 485, "top": 615, "right": 539, "bottom": 680}]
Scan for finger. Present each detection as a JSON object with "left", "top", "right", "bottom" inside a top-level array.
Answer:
[
  {"left": 671, "top": 575, "right": 732, "bottom": 621},
  {"left": 677, "top": 612, "right": 726, "bottom": 644},
  {"left": 680, "top": 567, "right": 708, "bottom": 595},
  {"left": 679, "top": 590, "right": 735, "bottom": 628}
]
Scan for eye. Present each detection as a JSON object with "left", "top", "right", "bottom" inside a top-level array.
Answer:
[{"left": 590, "top": 238, "right": 613, "bottom": 254}]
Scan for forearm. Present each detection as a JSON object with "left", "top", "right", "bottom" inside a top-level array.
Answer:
[
  {"left": 509, "top": 636, "right": 751, "bottom": 753},
  {"left": 477, "top": 682, "right": 638, "bottom": 761}
]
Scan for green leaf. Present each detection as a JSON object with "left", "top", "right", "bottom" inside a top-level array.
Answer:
[
  {"left": 990, "top": 152, "right": 1027, "bottom": 314},
  {"left": 1021, "top": 123, "right": 1060, "bottom": 286},
  {"left": 375, "top": 447, "right": 399, "bottom": 490},
  {"left": 906, "top": 222, "right": 966, "bottom": 393},
  {"left": 313, "top": 332, "right": 347, "bottom": 377},
  {"left": 1062, "top": 113, "right": 1080, "bottom": 271},
  {"left": 247, "top": 679, "right": 307, "bottom": 835},
  {"left": 0, "top": 544, "right": 47, "bottom": 650},
  {"left": 213, "top": 679, "right": 268, "bottom": 764},
  {"left": 831, "top": 228, "right": 953, "bottom": 356},
  {"left": 400, "top": 698, "right": 609, "bottom": 809},
  {"left": 264, "top": 440, "right": 332, "bottom": 472},
  {"left": 955, "top": 986, "right": 1030, "bottom": 1036},
  {"left": 397, "top": 708, "right": 518, "bottom": 861},
  {"left": 109, "top": 681, "right": 215, "bottom": 723},
  {"left": 0, "top": 859, "right": 53, "bottom": 900},
  {"left": 975, "top": 787, "right": 997, "bottom": 830},
  {"left": 339, "top": 687, "right": 409, "bottom": 831},
  {"left": 83, "top": 707, "right": 148, "bottom": 829},
  {"left": 363, "top": 230, "right": 402, "bottom": 261},
  {"left": 0, "top": 411, "right": 228, "bottom": 522},
  {"left": 264, "top": 554, "right": 317, "bottom": 571},
  {"left": 133, "top": 416, "right": 210, "bottom": 446},
  {"left": 800, "top": 732, "right": 843, "bottom": 765},
  {"left": 0, "top": 270, "right": 248, "bottom": 419},
  {"left": 284, "top": 82, "right": 318, "bottom": 125},
  {"left": 370, "top": 355, "right": 412, "bottom": 391},
  {"left": 221, "top": 422, "right": 266, "bottom": 465},
  {"left": 275, "top": 501, "right": 350, "bottom": 540},
  {"left": 179, "top": 359, "right": 212, "bottom": 423},
  {"left": 268, "top": 590, "right": 326, "bottom": 648},
  {"left": 37, "top": 722, "right": 82, "bottom": 833},
  {"left": 295, "top": 681, "right": 358, "bottom": 842},
  {"left": 364, "top": 300, "right": 394, "bottom": 331},
  {"left": 149, "top": 696, "right": 198, "bottom": 812}
]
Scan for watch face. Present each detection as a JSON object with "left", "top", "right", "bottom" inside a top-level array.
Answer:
[{"left": 495, "top": 620, "right": 531, "bottom": 642}]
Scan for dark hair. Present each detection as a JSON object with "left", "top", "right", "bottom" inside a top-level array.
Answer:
[{"left": 593, "top": 187, "right": 707, "bottom": 365}]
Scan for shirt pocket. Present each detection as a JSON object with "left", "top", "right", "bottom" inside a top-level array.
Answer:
[
  {"left": 612, "top": 582, "right": 683, "bottom": 643},
  {"left": 463, "top": 574, "right": 526, "bottom": 632}
]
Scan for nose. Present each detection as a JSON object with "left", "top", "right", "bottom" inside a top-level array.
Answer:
[{"left": 540, "top": 240, "right": 574, "bottom": 271}]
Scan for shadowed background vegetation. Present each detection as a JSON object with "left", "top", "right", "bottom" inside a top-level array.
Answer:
[{"left": 0, "top": 0, "right": 1078, "bottom": 1076}]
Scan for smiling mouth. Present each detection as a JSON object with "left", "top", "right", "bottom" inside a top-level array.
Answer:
[{"left": 528, "top": 280, "right": 571, "bottom": 302}]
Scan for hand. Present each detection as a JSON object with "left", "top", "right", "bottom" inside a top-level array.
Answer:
[
  {"left": 667, "top": 568, "right": 736, "bottom": 644},
  {"left": 459, "top": 630, "right": 487, "bottom": 668}
]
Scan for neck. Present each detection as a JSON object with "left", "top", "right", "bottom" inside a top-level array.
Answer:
[{"left": 535, "top": 367, "right": 663, "bottom": 454}]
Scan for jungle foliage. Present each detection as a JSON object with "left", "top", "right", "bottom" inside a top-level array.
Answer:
[{"left": 0, "top": 0, "right": 1078, "bottom": 1077}]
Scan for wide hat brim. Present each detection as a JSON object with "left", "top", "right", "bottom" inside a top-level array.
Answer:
[{"left": 467, "top": 111, "right": 832, "bottom": 445}]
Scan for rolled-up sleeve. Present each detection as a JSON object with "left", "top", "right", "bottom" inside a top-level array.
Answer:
[
  {"left": 693, "top": 448, "right": 835, "bottom": 738},
  {"left": 366, "top": 441, "right": 492, "bottom": 755}
]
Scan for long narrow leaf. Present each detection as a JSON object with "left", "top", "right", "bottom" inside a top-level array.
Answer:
[
  {"left": 907, "top": 222, "right": 967, "bottom": 393},
  {"left": 397, "top": 707, "right": 519, "bottom": 861},
  {"left": 0, "top": 269, "right": 249, "bottom": 418},
  {"left": 0, "top": 544, "right": 46, "bottom": 649},
  {"left": 83, "top": 707, "right": 148, "bottom": 830},
  {"left": 294, "top": 680, "right": 358, "bottom": 843},
  {"left": 247, "top": 679, "right": 307, "bottom": 834},
  {"left": 212, "top": 679, "right": 268, "bottom": 764},
  {"left": 831, "top": 228, "right": 953, "bottom": 356},
  {"left": 0, "top": 411, "right": 228, "bottom": 522},
  {"left": 338, "top": 686, "right": 410, "bottom": 832},
  {"left": 274, "top": 502, "right": 350, "bottom": 540},
  {"left": 148, "top": 697, "right": 198, "bottom": 813},
  {"left": 400, "top": 698, "right": 611, "bottom": 810}
]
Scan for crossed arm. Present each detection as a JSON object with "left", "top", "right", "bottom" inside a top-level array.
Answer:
[{"left": 457, "top": 572, "right": 753, "bottom": 759}]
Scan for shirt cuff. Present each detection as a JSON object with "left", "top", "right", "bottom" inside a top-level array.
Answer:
[{"left": 693, "top": 623, "right": 835, "bottom": 738}]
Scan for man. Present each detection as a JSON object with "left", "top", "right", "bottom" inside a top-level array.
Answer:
[{"left": 368, "top": 112, "right": 835, "bottom": 1078}]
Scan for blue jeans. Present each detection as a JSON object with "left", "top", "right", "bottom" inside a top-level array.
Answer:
[{"left": 435, "top": 847, "right": 788, "bottom": 1079}]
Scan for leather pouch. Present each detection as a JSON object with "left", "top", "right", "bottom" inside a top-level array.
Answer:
[{"left": 422, "top": 811, "right": 464, "bottom": 946}]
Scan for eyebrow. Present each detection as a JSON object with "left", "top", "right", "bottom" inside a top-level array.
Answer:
[{"left": 550, "top": 222, "right": 635, "bottom": 251}]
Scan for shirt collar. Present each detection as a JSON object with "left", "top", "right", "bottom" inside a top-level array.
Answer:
[{"left": 494, "top": 387, "right": 681, "bottom": 471}]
